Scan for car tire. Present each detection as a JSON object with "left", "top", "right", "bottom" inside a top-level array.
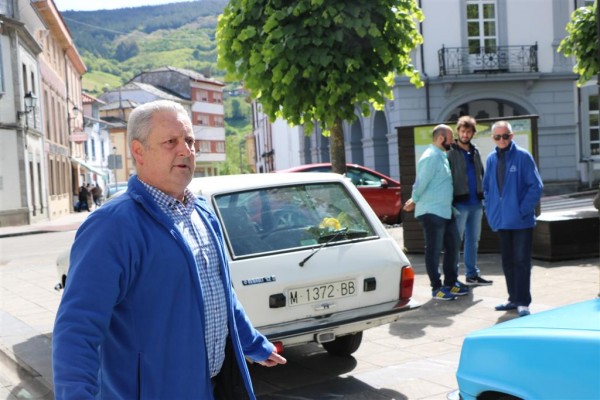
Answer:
[{"left": 322, "top": 332, "right": 362, "bottom": 356}]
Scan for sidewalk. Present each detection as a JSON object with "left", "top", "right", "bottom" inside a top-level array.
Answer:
[
  {"left": 0, "top": 211, "right": 90, "bottom": 239},
  {"left": 0, "top": 211, "right": 91, "bottom": 399}
]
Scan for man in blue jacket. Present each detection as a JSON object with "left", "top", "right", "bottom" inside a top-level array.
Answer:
[
  {"left": 53, "top": 100, "right": 286, "bottom": 399},
  {"left": 483, "top": 120, "right": 543, "bottom": 317}
]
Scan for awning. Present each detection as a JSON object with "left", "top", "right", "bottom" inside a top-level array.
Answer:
[{"left": 71, "top": 157, "right": 107, "bottom": 177}]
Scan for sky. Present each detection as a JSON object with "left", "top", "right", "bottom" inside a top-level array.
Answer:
[{"left": 53, "top": 0, "right": 195, "bottom": 12}]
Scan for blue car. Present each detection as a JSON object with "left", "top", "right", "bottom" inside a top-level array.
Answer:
[{"left": 454, "top": 298, "right": 600, "bottom": 400}]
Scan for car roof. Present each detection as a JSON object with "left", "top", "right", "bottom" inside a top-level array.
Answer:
[
  {"left": 188, "top": 172, "right": 350, "bottom": 197},
  {"left": 278, "top": 163, "right": 399, "bottom": 184}
]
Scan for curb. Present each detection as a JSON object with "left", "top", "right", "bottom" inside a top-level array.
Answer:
[{"left": 0, "top": 342, "right": 54, "bottom": 399}]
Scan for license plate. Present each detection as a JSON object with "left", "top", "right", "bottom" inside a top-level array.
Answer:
[{"left": 287, "top": 280, "right": 356, "bottom": 306}]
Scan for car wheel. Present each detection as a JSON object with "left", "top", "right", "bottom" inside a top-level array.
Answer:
[{"left": 322, "top": 332, "right": 362, "bottom": 356}]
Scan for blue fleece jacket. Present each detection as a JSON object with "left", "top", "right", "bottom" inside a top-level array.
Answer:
[
  {"left": 483, "top": 141, "right": 543, "bottom": 231},
  {"left": 52, "top": 176, "right": 274, "bottom": 399}
]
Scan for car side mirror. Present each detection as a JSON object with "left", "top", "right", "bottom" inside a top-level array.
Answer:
[{"left": 380, "top": 178, "right": 389, "bottom": 188}]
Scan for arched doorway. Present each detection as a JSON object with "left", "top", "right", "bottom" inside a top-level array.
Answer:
[
  {"left": 372, "top": 111, "right": 389, "bottom": 175},
  {"left": 444, "top": 98, "right": 529, "bottom": 122},
  {"left": 349, "top": 119, "right": 364, "bottom": 165}
]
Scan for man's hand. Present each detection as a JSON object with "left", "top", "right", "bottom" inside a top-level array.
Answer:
[
  {"left": 403, "top": 198, "right": 415, "bottom": 212},
  {"left": 257, "top": 351, "right": 287, "bottom": 367}
]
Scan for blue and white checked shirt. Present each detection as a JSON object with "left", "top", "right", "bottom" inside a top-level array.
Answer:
[{"left": 140, "top": 179, "right": 228, "bottom": 378}]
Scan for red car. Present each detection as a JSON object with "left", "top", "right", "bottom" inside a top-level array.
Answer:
[{"left": 278, "top": 163, "right": 403, "bottom": 224}]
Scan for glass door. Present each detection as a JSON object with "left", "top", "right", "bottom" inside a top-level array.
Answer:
[{"left": 466, "top": 0, "right": 499, "bottom": 72}]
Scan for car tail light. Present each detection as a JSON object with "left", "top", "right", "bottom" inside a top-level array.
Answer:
[
  {"left": 272, "top": 341, "right": 284, "bottom": 354},
  {"left": 399, "top": 265, "right": 414, "bottom": 301}
]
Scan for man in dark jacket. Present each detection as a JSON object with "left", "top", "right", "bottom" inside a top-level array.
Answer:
[
  {"left": 483, "top": 120, "right": 543, "bottom": 317},
  {"left": 53, "top": 100, "right": 286, "bottom": 399},
  {"left": 447, "top": 116, "right": 492, "bottom": 286},
  {"left": 77, "top": 185, "right": 90, "bottom": 212}
]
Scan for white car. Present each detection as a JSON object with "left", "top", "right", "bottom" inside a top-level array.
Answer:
[{"left": 56, "top": 173, "right": 419, "bottom": 355}]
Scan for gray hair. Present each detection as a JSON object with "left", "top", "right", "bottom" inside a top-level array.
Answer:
[
  {"left": 127, "top": 100, "right": 190, "bottom": 148},
  {"left": 491, "top": 120, "right": 513, "bottom": 134}
]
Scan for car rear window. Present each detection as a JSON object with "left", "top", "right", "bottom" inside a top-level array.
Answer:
[{"left": 214, "top": 182, "right": 377, "bottom": 258}]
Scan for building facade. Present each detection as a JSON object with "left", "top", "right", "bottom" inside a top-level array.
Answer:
[
  {"left": 32, "top": 0, "right": 86, "bottom": 219},
  {"left": 1, "top": 0, "right": 45, "bottom": 226},
  {"left": 77, "top": 92, "right": 110, "bottom": 195},
  {"left": 264, "top": 0, "right": 597, "bottom": 195},
  {"left": 102, "top": 67, "right": 227, "bottom": 178}
]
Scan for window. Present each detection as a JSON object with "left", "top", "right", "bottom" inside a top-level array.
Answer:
[
  {"left": 590, "top": 94, "right": 599, "bottom": 157},
  {"left": 216, "top": 141, "right": 225, "bottom": 153},
  {"left": 0, "top": 38, "right": 4, "bottom": 94},
  {"left": 198, "top": 141, "right": 211, "bottom": 153},
  {"left": 466, "top": 0, "right": 497, "bottom": 54},
  {"left": 197, "top": 89, "right": 208, "bottom": 102},
  {"left": 214, "top": 183, "right": 375, "bottom": 257}
]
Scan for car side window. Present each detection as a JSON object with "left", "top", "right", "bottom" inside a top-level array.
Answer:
[{"left": 350, "top": 168, "right": 381, "bottom": 187}]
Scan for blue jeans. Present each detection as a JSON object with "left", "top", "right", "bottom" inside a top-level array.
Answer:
[
  {"left": 454, "top": 202, "right": 483, "bottom": 278},
  {"left": 417, "top": 213, "right": 459, "bottom": 290},
  {"left": 498, "top": 228, "right": 533, "bottom": 307}
]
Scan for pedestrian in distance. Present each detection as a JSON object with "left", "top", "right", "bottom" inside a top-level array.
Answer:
[
  {"left": 447, "top": 115, "right": 493, "bottom": 286},
  {"left": 91, "top": 183, "right": 102, "bottom": 207},
  {"left": 403, "top": 124, "right": 469, "bottom": 301},
  {"left": 76, "top": 185, "right": 90, "bottom": 212},
  {"left": 483, "top": 120, "right": 543, "bottom": 317},
  {"left": 52, "top": 100, "right": 286, "bottom": 400}
]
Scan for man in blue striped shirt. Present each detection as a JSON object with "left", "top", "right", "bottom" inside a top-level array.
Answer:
[{"left": 404, "top": 124, "right": 469, "bottom": 300}]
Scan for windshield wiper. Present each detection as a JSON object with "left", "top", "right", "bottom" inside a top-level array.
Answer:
[
  {"left": 299, "top": 228, "right": 348, "bottom": 267},
  {"left": 318, "top": 229, "right": 369, "bottom": 241}
]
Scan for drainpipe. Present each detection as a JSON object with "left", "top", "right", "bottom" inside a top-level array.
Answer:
[{"left": 418, "top": 0, "right": 431, "bottom": 122}]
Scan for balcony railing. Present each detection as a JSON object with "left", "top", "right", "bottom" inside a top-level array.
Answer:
[{"left": 438, "top": 44, "right": 538, "bottom": 76}]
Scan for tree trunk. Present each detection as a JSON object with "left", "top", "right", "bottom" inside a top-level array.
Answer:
[{"left": 329, "top": 118, "right": 347, "bottom": 175}]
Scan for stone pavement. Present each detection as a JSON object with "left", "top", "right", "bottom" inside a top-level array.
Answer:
[{"left": 0, "top": 209, "right": 598, "bottom": 399}]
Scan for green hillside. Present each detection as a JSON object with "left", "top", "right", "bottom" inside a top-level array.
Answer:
[
  {"left": 62, "top": 0, "right": 253, "bottom": 173},
  {"left": 62, "top": 0, "right": 227, "bottom": 96}
]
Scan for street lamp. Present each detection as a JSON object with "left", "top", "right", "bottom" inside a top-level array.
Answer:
[{"left": 17, "top": 91, "right": 38, "bottom": 119}]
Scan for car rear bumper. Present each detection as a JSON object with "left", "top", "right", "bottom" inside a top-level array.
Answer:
[{"left": 260, "top": 298, "right": 420, "bottom": 347}]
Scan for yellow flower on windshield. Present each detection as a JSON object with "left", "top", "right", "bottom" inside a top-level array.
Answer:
[{"left": 319, "top": 217, "right": 341, "bottom": 230}]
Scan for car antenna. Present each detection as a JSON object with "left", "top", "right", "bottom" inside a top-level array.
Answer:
[{"left": 299, "top": 228, "right": 348, "bottom": 267}]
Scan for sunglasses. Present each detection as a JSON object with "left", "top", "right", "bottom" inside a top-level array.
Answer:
[{"left": 493, "top": 133, "right": 511, "bottom": 141}]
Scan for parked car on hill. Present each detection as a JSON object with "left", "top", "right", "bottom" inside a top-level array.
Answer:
[
  {"left": 56, "top": 173, "right": 419, "bottom": 356},
  {"left": 451, "top": 298, "right": 600, "bottom": 400},
  {"left": 278, "top": 163, "right": 403, "bottom": 224}
]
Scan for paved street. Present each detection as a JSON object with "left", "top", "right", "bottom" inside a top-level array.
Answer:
[{"left": 0, "top": 211, "right": 598, "bottom": 399}]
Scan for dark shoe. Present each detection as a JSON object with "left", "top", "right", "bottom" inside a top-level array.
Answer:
[
  {"left": 495, "top": 302, "right": 518, "bottom": 311},
  {"left": 432, "top": 287, "right": 456, "bottom": 301},
  {"left": 518, "top": 306, "right": 531, "bottom": 317},
  {"left": 466, "top": 275, "right": 493, "bottom": 286},
  {"left": 449, "top": 282, "right": 469, "bottom": 296}
]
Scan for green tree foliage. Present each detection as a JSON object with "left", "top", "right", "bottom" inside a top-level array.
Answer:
[
  {"left": 217, "top": 0, "right": 424, "bottom": 173},
  {"left": 115, "top": 40, "right": 140, "bottom": 62},
  {"left": 558, "top": 1, "right": 599, "bottom": 86}
]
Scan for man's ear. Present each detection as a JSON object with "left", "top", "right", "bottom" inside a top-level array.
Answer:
[{"left": 131, "top": 140, "right": 144, "bottom": 165}]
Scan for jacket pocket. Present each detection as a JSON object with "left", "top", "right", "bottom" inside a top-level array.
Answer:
[{"left": 137, "top": 353, "right": 143, "bottom": 400}]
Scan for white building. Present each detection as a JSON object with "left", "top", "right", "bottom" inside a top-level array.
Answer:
[
  {"left": 0, "top": 0, "right": 46, "bottom": 226},
  {"left": 257, "top": 0, "right": 598, "bottom": 194}
]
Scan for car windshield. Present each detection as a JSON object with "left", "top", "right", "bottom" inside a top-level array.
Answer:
[{"left": 214, "top": 182, "right": 377, "bottom": 258}]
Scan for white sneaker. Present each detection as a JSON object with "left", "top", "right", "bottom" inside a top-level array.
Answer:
[{"left": 517, "top": 306, "right": 530, "bottom": 317}]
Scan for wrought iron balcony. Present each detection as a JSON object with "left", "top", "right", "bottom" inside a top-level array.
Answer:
[{"left": 438, "top": 44, "right": 538, "bottom": 76}]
